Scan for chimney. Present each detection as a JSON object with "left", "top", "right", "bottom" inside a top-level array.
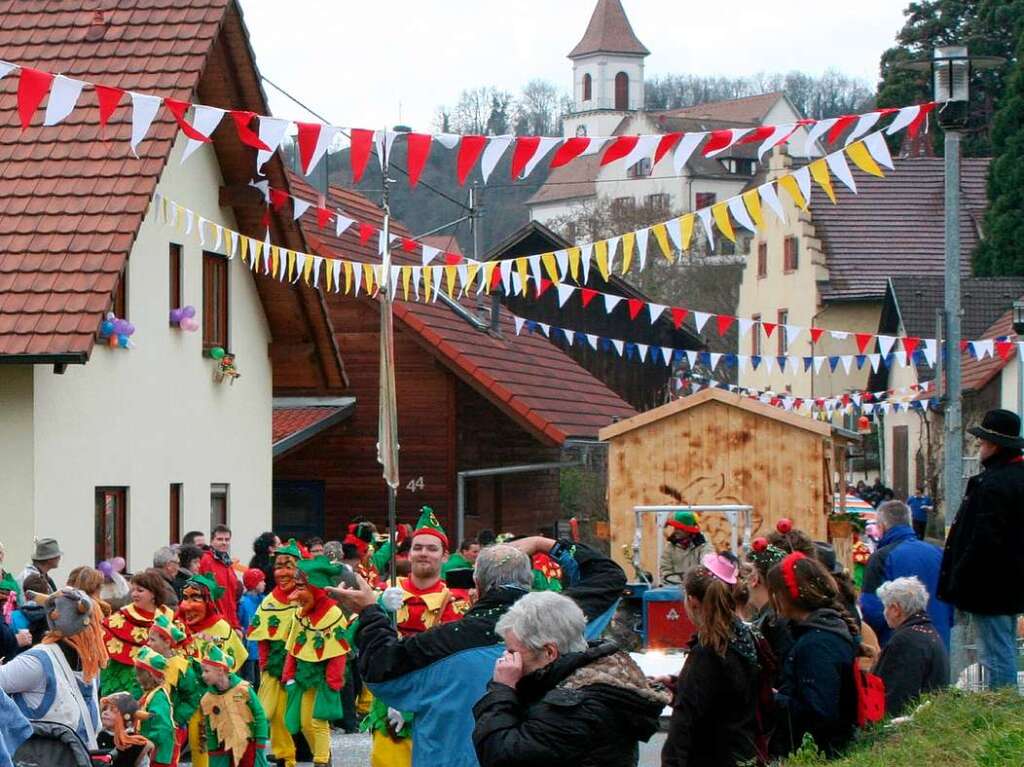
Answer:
[{"left": 85, "top": 10, "right": 109, "bottom": 41}]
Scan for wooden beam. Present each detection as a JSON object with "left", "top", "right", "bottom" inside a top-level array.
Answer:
[{"left": 219, "top": 183, "right": 264, "bottom": 209}]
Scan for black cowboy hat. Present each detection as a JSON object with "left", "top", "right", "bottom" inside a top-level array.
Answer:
[{"left": 967, "top": 409, "right": 1024, "bottom": 449}]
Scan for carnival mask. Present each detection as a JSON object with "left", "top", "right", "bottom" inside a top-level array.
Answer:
[
  {"left": 179, "top": 586, "right": 209, "bottom": 626},
  {"left": 289, "top": 576, "right": 317, "bottom": 616},
  {"left": 274, "top": 554, "right": 298, "bottom": 591}
]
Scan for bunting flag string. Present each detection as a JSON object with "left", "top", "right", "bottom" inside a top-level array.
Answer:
[{"left": 0, "top": 57, "right": 937, "bottom": 187}]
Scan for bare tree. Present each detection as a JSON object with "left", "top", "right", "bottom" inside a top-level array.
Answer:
[{"left": 514, "top": 79, "right": 565, "bottom": 135}]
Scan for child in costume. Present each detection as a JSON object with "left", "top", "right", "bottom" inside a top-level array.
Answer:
[
  {"left": 238, "top": 569, "right": 266, "bottom": 688},
  {"left": 101, "top": 570, "right": 174, "bottom": 697},
  {"left": 147, "top": 614, "right": 202, "bottom": 743},
  {"left": 199, "top": 645, "right": 269, "bottom": 767},
  {"left": 98, "top": 692, "right": 150, "bottom": 767},
  {"left": 283, "top": 556, "right": 349, "bottom": 767},
  {"left": 133, "top": 647, "right": 178, "bottom": 767},
  {"left": 177, "top": 574, "right": 248, "bottom": 767},
  {"left": 246, "top": 540, "right": 303, "bottom": 767}
]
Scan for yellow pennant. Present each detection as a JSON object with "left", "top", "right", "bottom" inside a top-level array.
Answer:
[
  {"left": 252, "top": 239, "right": 264, "bottom": 270},
  {"left": 482, "top": 261, "right": 497, "bottom": 294},
  {"left": 444, "top": 265, "right": 457, "bottom": 297},
  {"left": 778, "top": 175, "right": 808, "bottom": 211},
  {"left": 302, "top": 254, "right": 315, "bottom": 284},
  {"left": 651, "top": 223, "right": 672, "bottom": 260},
  {"left": 594, "top": 240, "right": 610, "bottom": 280},
  {"left": 741, "top": 190, "right": 764, "bottom": 227},
  {"left": 809, "top": 158, "right": 836, "bottom": 204},
  {"left": 363, "top": 262, "right": 375, "bottom": 293},
  {"left": 466, "top": 262, "right": 480, "bottom": 292},
  {"left": 402, "top": 266, "right": 411, "bottom": 300},
  {"left": 845, "top": 140, "right": 885, "bottom": 178},
  {"left": 422, "top": 264, "right": 432, "bottom": 298},
  {"left": 542, "top": 253, "right": 559, "bottom": 283},
  {"left": 286, "top": 250, "right": 296, "bottom": 282},
  {"left": 325, "top": 257, "right": 334, "bottom": 292},
  {"left": 270, "top": 246, "right": 280, "bottom": 278},
  {"left": 342, "top": 260, "right": 351, "bottom": 294},
  {"left": 568, "top": 247, "right": 581, "bottom": 280},
  {"left": 621, "top": 231, "right": 635, "bottom": 274},
  {"left": 239, "top": 235, "right": 250, "bottom": 263},
  {"left": 711, "top": 202, "right": 736, "bottom": 243},
  {"left": 679, "top": 214, "right": 695, "bottom": 251},
  {"left": 515, "top": 257, "right": 528, "bottom": 295}
]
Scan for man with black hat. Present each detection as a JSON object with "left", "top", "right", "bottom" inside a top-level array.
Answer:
[
  {"left": 938, "top": 408, "right": 1024, "bottom": 689},
  {"left": 18, "top": 537, "right": 61, "bottom": 595}
]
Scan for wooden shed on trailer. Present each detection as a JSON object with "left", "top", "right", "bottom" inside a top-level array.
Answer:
[{"left": 599, "top": 387, "right": 860, "bottom": 578}]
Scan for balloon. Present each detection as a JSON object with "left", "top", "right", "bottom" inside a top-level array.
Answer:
[
  {"left": 184, "top": 318, "right": 199, "bottom": 332},
  {"left": 169, "top": 308, "right": 183, "bottom": 324},
  {"left": 100, "top": 320, "right": 115, "bottom": 336},
  {"left": 112, "top": 319, "right": 128, "bottom": 336},
  {"left": 105, "top": 311, "right": 114, "bottom": 321},
  {"left": 210, "top": 346, "right": 226, "bottom": 360},
  {"left": 107, "top": 334, "right": 119, "bottom": 348},
  {"left": 124, "top": 323, "right": 135, "bottom": 336},
  {"left": 182, "top": 305, "right": 196, "bottom": 319}
]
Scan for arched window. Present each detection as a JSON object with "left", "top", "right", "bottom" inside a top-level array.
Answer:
[
  {"left": 582, "top": 73, "right": 592, "bottom": 102},
  {"left": 614, "top": 72, "right": 629, "bottom": 110}
]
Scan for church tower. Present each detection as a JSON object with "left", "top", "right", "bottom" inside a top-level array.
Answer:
[{"left": 562, "top": 0, "right": 649, "bottom": 139}]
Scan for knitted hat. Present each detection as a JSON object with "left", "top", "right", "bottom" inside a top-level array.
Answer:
[
  {"left": 412, "top": 506, "right": 448, "bottom": 549},
  {"left": 666, "top": 511, "right": 701, "bottom": 534},
  {"left": 243, "top": 568, "right": 265, "bottom": 591},
  {"left": 295, "top": 555, "right": 343, "bottom": 589},
  {"left": 274, "top": 538, "right": 307, "bottom": 560},
  {"left": 185, "top": 573, "right": 225, "bottom": 601},
  {"left": 134, "top": 646, "right": 168, "bottom": 677},
  {"left": 200, "top": 643, "right": 233, "bottom": 671},
  {"left": 150, "top": 614, "right": 186, "bottom": 645}
]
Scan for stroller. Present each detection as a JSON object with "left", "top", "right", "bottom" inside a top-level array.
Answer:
[{"left": 13, "top": 720, "right": 112, "bottom": 767}]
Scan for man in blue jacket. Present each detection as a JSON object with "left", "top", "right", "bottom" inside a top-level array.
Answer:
[
  {"left": 860, "top": 500, "right": 952, "bottom": 647},
  {"left": 330, "top": 536, "right": 625, "bottom": 767}
]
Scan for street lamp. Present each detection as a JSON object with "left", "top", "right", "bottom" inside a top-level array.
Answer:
[{"left": 1013, "top": 300, "right": 1024, "bottom": 434}]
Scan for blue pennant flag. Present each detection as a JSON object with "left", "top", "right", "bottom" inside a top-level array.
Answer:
[
  {"left": 855, "top": 354, "right": 866, "bottom": 370},
  {"left": 751, "top": 355, "right": 762, "bottom": 370},
  {"left": 803, "top": 357, "right": 813, "bottom": 372},
  {"left": 828, "top": 356, "right": 840, "bottom": 372}
]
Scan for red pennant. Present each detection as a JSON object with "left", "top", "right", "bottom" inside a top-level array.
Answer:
[
  {"left": 401, "top": 238, "right": 418, "bottom": 252},
  {"left": 358, "top": 222, "right": 375, "bottom": 245},
  {"left": 536, "top": 278, "right": 552, "bottom": 298},
  {"left": 96, "top": 85, "right": 125, "bottom": 127},
  {"left": 841, "top": 394, "right": 851, "bottom": 406},
  {"left": 510, "top": 136, "right": 540, "bottom": 179},
  {"left": 350, "top": 128, "right": 374, "bottom": 183},
  {"left": 600, "top": 136, "right": 639, "bottom": 166},
  {"left": 627, "top": 298, "right": 645, "bottom": 320},
  {"left": 908, "top": 103, "right": 936, "bottom": 139},
  {"left": 827, "top": 115, "right": 858, "bottom": 144},
  {"left": 854, "top": 333, "right": 874, "bottom": 354},
  {"left": 164, "top": 99, "right": 213, "bottom": 142},
  {"left": 295, "top": 121, "right": 322, "bottom": 173},
  {"left": 809, "top": 327, "right": 824, "bottom": 344},
  {"left": 17, "top": 67, "right": 54, "bottom": 129},
  {"left": 702, "top": 129, "right": 735, "bottom": 156},
  {"left": 902, "top": 336, "right": 920, "bottom": 357},
  {"left": 490, "top": 265, "right": 503, "bottom": 291},
  {"left": 269, "top": 188, "right": 289, "bottom": 211},
  {"left": 671, "top": 308, "right": 688, "bottom": 329},
  {"left": 996, "top": 340, "right": 1015, "bottom": 361},
  {"left": 456, "top": 135, "right": 487, "bottom": 185},
  {"left": 653, "top": 133, "right": 682, "bottom": 165},
  {"left": 738, "top": 125, "right": 776, "bottom": 145},
  {"left": 959, "top": 339, "right": 970, "bottom": 353},
  {"left": 406, "top": 133, "right": 432, "bottom": 188},
  {"left": 549, "top": 137, "right": 590, "bottom": 168},
  {"left": 580, "top": 288, "right": 598, "bottom": 308},
  {"left": 229, "top": 110, "right": 270, "bottom": 150},
  {"left": 762, "top": 322, "right": 777, "bottom": 338},
  {"left": 316, "top": 207, "right": 331, "bottom": 229},
  {"left": 716, "top": 315, "right": 735, "bottom": 336},
  {"left": 444, "top": 252, "right": 463, "bottom": 266}
]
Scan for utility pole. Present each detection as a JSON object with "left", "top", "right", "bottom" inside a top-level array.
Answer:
[{"left": 943, "top": 125, "right": 962, "bottom": 532}]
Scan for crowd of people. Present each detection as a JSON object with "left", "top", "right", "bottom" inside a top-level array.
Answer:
[{"left": 0, "top": 407, "right": 1020, "bottom": 767}]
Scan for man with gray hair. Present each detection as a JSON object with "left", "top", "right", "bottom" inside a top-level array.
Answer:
[
  {"left": 330, "top": 536, "right": 625, "bottom": 767},
  {"left": 473, "top": 591, "right": 667, "bottom": 766},
  {"left": 860, "top": 499, "right": 952, "bottom": 648},
  {"left": 152, "top": 546, "right": 180, "bottom": 607},
  {"left": 872, "top": 576, "right": 949, "bottom": 714}
]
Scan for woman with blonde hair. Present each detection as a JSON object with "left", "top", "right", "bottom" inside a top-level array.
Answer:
[{"left": 67, "top": 566, "right": 111, "bottom": 616}]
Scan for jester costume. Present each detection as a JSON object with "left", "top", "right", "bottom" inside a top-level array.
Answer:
[
  {"left": 200, "top": 646, "right": 269, "bottom": 767},
  {"left": 247, "top": 540, "right": 303, "bottom": 767},
  {"left": 133, "top": 647, "right": 178, "bottom": 767},
  {"left": 283, "top": 556, "right": 349, "bottom": 766},
  {"left": 149, "top": 614, "right": 202, "bottom": 730},
  {"left": 177, "top": 574, "right": 247, "bottom": 767},
  {"left": 101, "top": 601, "right": 173, "bottom": 697}
]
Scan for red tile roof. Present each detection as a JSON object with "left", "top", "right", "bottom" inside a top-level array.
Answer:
[
  {"left": 961, "top": 308, "right": 1016, "bottom": 394},
  {"left": 569, "top": 0, "right": 649, "bottom": 58},
  {"left": 287, "top": 173, "right": 637, "bottom": 443},
  {"left": 0, "top": 0, "right": 232, "bottom": 359},
  {"left": 273, "top": 406, "right": 338, "bottom": 443},
  {"left": 658, "top": 93, "right": 786, "bottom": 124}
]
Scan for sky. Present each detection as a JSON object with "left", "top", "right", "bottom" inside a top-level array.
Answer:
[{"left": 238, "top": 0, "right": 909, "bottom": 131}]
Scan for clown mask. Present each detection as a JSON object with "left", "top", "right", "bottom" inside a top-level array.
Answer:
[
  {"left": 289, "top": 574, "right": 320, "bottom": 616},
  {"left": 179, "top": 586, "right": 209, "bottom": 627},
  {"left": 274, "top": 554, "right": 298, "bottom": 592}
]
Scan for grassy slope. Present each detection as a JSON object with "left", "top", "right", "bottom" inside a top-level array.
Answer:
[{"left": 784, "top": 691, "right": 1024, "bottom": 767}]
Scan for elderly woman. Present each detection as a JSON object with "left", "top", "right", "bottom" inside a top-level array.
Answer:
[
  {"left": 472, "top": 590, "right": 668, "bottom": 767},
  {"left": 872, "top": 576, "right": 949, "bottom": 715}
]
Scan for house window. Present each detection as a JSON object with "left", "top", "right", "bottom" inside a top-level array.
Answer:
[
  {"left": 752, "top": 313, "right": 762, "bottom": 356},
  {"left": 169, "top": 483, "right": 182, "bottom": 544},
  {"left": 95, "top": 487, "right": 128, "bottom": 563},
  {"left": 645, "top": 193, "right": 670, "bottom": 212},
  {"left": 784, "top": 236, "right": 800, "bottom": 272},
  {"left": 112, "top": 267, "right": 128, "bottom": 319},
  {"left": 695, "top": 192, "right": 716, "bottom": 210},
  {"left": 778, "top": 309, "right": 789, "bottom": 355},
  {"left": 582, "top": 73, "right": 592, "bottom": 102},
  {"left": 169, "top": 243, "right": 182, "bottom": 320},
  {"left": 210, "top": 483, "right": 229, "bottom": 528},
  {"left": 614, "top": 72, "right": 629, "bottom": 110},
  {"left": 757, "top": 243, "right": 767, "bottom": 278},
  {"left": 202, "top": 251, "right": 229, "bottom": 352},
  {"left": 733, "top": 158, "right": 754, "bottom": 175},
  {"left": 627, "top": 157, "right": 652, "bottom": 178},
  {"left": 611, "top": 196, "right": 635, "bottom": 217}
]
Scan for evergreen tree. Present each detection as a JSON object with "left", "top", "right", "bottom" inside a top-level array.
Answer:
[{"left": 974, "top": 29, "right": 1024, "bottom": 275}]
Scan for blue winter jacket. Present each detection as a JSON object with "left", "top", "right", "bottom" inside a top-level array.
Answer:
[
  {"left": 357, "top": 540, "right": 625, "bottom": 767},
  {"left": 859, "top": 524, "right": 953, "bottom": 647}
]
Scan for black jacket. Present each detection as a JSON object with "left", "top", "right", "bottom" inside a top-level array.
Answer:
[
  {"left": 938, "top": 453, "right": 1024, "bottom": 614},
  {"left": 662, "top": 621, "right": 763, "bottom": 767},
  {"left": 751, "top": 604, "right": 793, "bottom": 688},
  {"left": 775, "top": 608, "right": 858, "bottom": 757},
  {"left": 872, "top": 611, "right": 949, "bottom": 716},
  {"left": 473, "top": 642, "right": 668, "bottom": 767}
]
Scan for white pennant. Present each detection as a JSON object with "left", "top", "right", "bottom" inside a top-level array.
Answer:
[
  {"left": 803, "top": 117, "right": 839, "bottom": 156},
  {"left": 256, "top": 116, "right": 291, "bottom": 171},
  {"left": 43, "top": 75, "right": 85, "bottom": 126},
  {"left": 763, "top": 356, "right": 775, "bottom": 374},
  {"left": 197, "top": 216, "right": 207, "bottom": 246},
  {"left": 869, "top": 354, "right": 881, "bottom": 372},
  {"left": 737, "top": 318, "right": 754, "bottom": 338},
  {"left": 513, "top": 316, "right": 525, "bottom": 335},
  {"left": 312, "top": 257, "right": 323, "bottom": 288},
  {"left": 661, "top": 347, "right": 673, "bottom": 365},
  {"left": 432, "top": 266, "right": 443, "bottom": 301},
  {"left": 563, "top": 329, "right": 575, "bottom": 346},
  {"left": 586, "top": 334, "right": 599, "bottom": 350},
  {"left": 704, "top": 128, "right": 753, "bottom": 158},
  {"left": 693, "top": 311, "right": 711, "bottom": 333},
  {"left": 785, "top": 325, "right": 801, "bottom": 347},
  {"left": 636, "top": 343, "right": 649, "bottom": 362},
  {"left": 974, "top": 339, "right": 994, "bottom": 359},
  {"left": 604, "top": 294, "right": 623, "bottom": 314},
  {"left": 422, "top": 245, "right": 440, "bottom": 267},
  {"left": 332, "top": 260, "right": 342, "bottom": 293},
  {"left": 635, "top": 228, "right": 649, "bottom": 271},
  {"left": 580, "top": 137, "right": 609, "bottom": 156},
  {"left": 757, "top": 122, "right": 796, "bottom": 160},
  {"left": 840, "top": 355, "right": 853, "bottom": 375},
  {"left": 647, "top": 304, "right": 666, "bottom": 324},
  {"left": 435, "top": 133, "right": 460, "bottom": 150},
  {"left": 709, "top": 352, "right": 722, "bottom": 369},
  {"left": 554, "top": 249, "right": 569, "bottom": 279},
  {"left": 480, "top": 135, "right": 513, "bottom": 183},
  {"left": 606, "top": 236, "right": 620, "bottom": 274},
  {"left": 673, "top": 132, "right": 706, "bottom": 175},
  {"left": 376, "top": 130, "right": 399, "bottom": 169},
  {"left": 759, "top": 183, "right": 786, "bottom": 223},
  {"left": 793, "top": 166, "right": 812, "bottom": 205},
  {"left": 0, "top": 61, "right": 15, "bottom": 81},
  {"left": 727, "top": 196, "right": 756, "bottom": 232},
  {"left": 877, "top": 335, "right": 896, "bottom": 356},
  {"left": 696, "top": 208, "right": 715, "bottom": 248},
  {"left": 352, "top": 259, "right": 363, "bottom": 295},
  {"left": 685, "top": 350, "right": 698, "bottom": 367},
  {"left": 863, "top": 131, "right": 895, "bottom": 170},
  {"left": 580, "top": 243, "right": 592, "bottom": 283},
  {"left": 306, "top": 125, "right": 341, "bottom": 175},
  {"left": 521, "top": 137, "right": 561, "bottom": 177},
  {"left": 620, "top": 134, "right": 661, "bottom": 169},
  {"left": 129, "top": 92, "right": 161, "bottom": 156},
  {"left": 814, "top": 356, "right": 826, "bottom": 374},
  {"left": 885, "top": 105, "right": 921, "bottom": 136},
  {"left": 611, "top": 339, "right": 625, "bottom": 356},
  {"left": 213, "top": 224, "right": 223, "bottom": 253},
  {"left": 845, "top": 111, "right": 882, "bottom": 146},
  {"left": 182, "top": 105, "right": 226, "bottom": 163},
  {"left": 826, "top": 150, "right": 857, "bottom": 194},
  {"left": 538, "top": 322, "right": 550, "bottom": 337},
  {"left": 499, "top": 260, "right": 513, "bottom": 295},
  {"left": 528, "top": 255, "right": 544, "bottom": 289},
  {"left": 923, "top": 339, "right": 937, "bottom": 367},
  {"left": 228, "top": 230, "right": 238, "bottom": 259},
  {"left": 292, "top": 198, "right": 313, "bottom": 220},
  {"left": 555, "top": 284, "right": 574, "bottom": 307},
  {"left": 830, "top": 330, "right": 849, "bottom": 341},
  {"left": 335, "top": 214, "right": 355, "bottom": 236}
]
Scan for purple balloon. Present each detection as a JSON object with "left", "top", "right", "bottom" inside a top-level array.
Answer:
[
  {"left": 124, "top": 323, "right": 135, "bottom": 336},
  {"left": 184, "top": 318, "right": 199, "bottom": 332},
  {"left": 170, "top": 308, "right": 183, "bottom": 324},
  {"left": 182, "top": 305, "right": 196, "bottom": 319},
  {"left": 112, "top": 319, "right": 128, "bottom": 336}
]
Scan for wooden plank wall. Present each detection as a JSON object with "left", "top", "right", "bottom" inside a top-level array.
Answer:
[{"left": 607, "top": 399, "right": 829, "bottom": 578}]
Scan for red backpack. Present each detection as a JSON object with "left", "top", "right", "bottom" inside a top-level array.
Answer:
[{"left": 853, "top": 663, "right": 886, "bottom": 726}]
